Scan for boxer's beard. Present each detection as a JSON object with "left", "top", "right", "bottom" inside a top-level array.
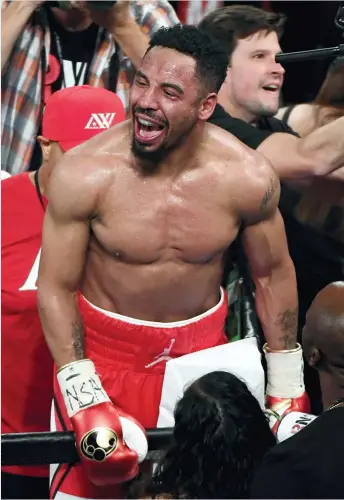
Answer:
[
  {"left": 131, "top": 138, "right": 171, "bottom": 168},
  {"left": 131, "top": 120, "right": 196, "bottom": 172}
]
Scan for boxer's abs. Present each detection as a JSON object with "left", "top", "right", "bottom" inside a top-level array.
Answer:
[
  {"left": 81, "top": 249, "right": 226, "bottom": 322},
  {"left": 81, "top": 167, "right": 240, "bottom": 321}
]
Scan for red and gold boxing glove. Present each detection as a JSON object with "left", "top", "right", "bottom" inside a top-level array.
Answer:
[
  {"left": 266, "top": 404, "right": 317, "bottom": 442},
  {"left": 57, "top": 359, "right": 148, "bottom": 486},
  {"left": 264, "top": 342, "right": 311, "bottom": 436}
]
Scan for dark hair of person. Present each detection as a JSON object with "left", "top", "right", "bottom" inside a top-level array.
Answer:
[
  {"left": 199, "top": 5, "right": 286, "bottom": 64},
  {"left": 147, "top": 24, "right": 229, "bottom": 94},
  {"left": 128, "top": 371, "right": 276, "bottom": 499},
  {"left": 313, "top": 56, "right": 344, "bottom": 127}
]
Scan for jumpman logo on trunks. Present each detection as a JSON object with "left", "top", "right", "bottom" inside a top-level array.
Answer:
[{"left": 145, "top": 339, "right": 176, "bottom": 368}]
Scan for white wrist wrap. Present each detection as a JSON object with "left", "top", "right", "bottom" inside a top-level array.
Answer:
[
  {"left": 268, "top": 410, "right": 317, "bottom": 442},
  {"left": 57, "top": 359, "right": 110, "bottom": 418},
  {"left": 264, "top": 343, "right": 305, "bottom": 398}
]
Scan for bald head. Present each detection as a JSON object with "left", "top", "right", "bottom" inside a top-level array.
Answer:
[{"left": 303, "top": 282, "right": 344, "bottom": 375}]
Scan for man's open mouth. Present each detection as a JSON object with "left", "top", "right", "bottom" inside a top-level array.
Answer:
[
  {"left": 134, "top": 115, "right": 166, "bottom": 145},
  {"left": 262, "top": 84, "right": 280, "bottom": 93}
]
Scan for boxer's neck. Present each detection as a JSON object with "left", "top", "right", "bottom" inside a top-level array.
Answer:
[
  {"left": 134, "top": 123, "right": 203, "bottom": 177},
  {"left": 159, "top": 123, "right": 205, "bottom": 176}
]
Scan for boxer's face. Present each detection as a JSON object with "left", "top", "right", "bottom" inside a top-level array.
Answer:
[
  {"left": 130, "top": 47, "right": 214, "bottom": 162},
  {"left": 224, "top": 30, "right": 285, "bottom": 122}
]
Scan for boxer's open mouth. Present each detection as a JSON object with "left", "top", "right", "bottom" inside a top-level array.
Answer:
[{"left": 134, "top": 116, "right": 166, "bottom": 145}]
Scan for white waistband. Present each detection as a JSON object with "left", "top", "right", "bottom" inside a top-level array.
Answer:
[{"left": 82, "top": 288, "right": 225, "bottom": 329}]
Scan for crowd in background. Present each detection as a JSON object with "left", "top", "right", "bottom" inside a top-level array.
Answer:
[{"left": 1, "top": 1, "right": 344, "bottom": 499}]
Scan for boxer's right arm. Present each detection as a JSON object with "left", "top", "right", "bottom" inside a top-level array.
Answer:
[
  {"left": 37, "top": 156, "right": 96, "bottom": 369},
  {"left": 38, "top": 156, "right": 148, "bottom": 485}
]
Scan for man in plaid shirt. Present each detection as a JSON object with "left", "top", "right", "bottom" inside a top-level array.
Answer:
[{"left": 1, "top": 0, "right": 179, "bottom": 175}]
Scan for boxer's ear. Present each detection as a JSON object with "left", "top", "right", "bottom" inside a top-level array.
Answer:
[
  {"left": 37, "top": 136, "right": 52, "bottom": 163},
  {"left": 197, "top": 92, "right": 217, "bottom": 122}
]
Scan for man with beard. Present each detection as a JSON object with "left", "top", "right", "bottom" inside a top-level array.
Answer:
[{"left": 37, "top": 25, "right": 303, "bottom": 500}]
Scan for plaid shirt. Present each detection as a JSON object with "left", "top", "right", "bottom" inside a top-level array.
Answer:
[{"left": 1, "top": 1, "right": 179, "bottom": 174}]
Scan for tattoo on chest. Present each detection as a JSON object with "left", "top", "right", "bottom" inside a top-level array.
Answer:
[
  {"left": 275, "top": 307, "right": 298, "bottom": 349},
  {"left": 72, "top": 320, "right": 85, "bottom": 359}
]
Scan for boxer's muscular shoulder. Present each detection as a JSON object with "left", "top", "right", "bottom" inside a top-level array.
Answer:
[
  {"left": 207, "top": 123, "right": 280, "bottom": 221},
  {"left": 206, "top": 121, "right": 278, "bottom": 186},
  {"left": 239, "top": 152, "right": 281, "bottom": 224},
  {"left": 48, "top": 124, "right": 130, "bottom": 220},
  {"left": 206, "top": 121, "right": 253, "bottom": 162}
]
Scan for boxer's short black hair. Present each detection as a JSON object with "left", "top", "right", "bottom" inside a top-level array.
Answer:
[
  {"left": 199, "top": 5, "right": 286, "bottom": 64},
  {"left": 147, "top": 24, "right": 228, "bottom": 94}
]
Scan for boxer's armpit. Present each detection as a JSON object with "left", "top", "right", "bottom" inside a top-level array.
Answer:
[
  {"left": 275, "top": 307, "right": 298, "bottom": 349},
  {"left": 72, "top": 319, "right": 85, "bottom": 359}
]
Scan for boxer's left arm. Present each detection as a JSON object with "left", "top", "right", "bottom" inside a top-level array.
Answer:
[
  {"left": 239, "top": 152, "right": 310, "bottom": 415},
  {"left": 240, "top": 159, "right": 298, "bottom": 351}
]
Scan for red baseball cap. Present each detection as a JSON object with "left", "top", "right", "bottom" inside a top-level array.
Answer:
[{"left": 42, "top": 85, "right": 126, "bottom": 152}]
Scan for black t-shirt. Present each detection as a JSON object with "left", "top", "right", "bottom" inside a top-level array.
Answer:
[
  {"left": 48, "top": 8, "right": 99, "bottom": 92},
  {"left": 250, "top": 407, "right": 344, "bottom": 499},
  {"left": 208, "top": 104, "right": 297, "bottom": 150},
  {"left": 29, "top": 10, "right": 99, "bottom": 171}
]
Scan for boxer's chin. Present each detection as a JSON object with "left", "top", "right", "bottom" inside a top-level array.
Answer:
[{"left": 131, "top": 137, "right": 168, "bottom": 165}]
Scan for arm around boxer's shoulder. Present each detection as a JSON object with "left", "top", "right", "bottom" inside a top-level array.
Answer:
[
  {"left": 238, "top": 152, "right": 298, "bottom": 350},
  {"left": 37, "top": 153, "right": 108, "bottom": 368},
  {"left": 257, "top": 116, "right": 344, "bottom": 181}
]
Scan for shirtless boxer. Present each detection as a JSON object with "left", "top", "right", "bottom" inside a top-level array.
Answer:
[
  {"left": 37, "top": 25, "right": 303, "bottom": 499},
  {"left": 1, "top": 85, "right": 125, "bottom": 500}
]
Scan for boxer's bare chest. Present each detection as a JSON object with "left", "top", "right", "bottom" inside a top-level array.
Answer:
[{"left": 91, "top": 164, "right": 240, "bottom": 264}]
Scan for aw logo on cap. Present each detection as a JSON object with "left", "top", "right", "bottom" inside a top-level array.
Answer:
[{"left": 85, "top": 113, "right": 116, "bottom": 130}]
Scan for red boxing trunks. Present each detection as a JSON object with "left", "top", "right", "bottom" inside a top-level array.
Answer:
[{"left": 51, "top": 290, "right": 228, "bottom": 499}]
